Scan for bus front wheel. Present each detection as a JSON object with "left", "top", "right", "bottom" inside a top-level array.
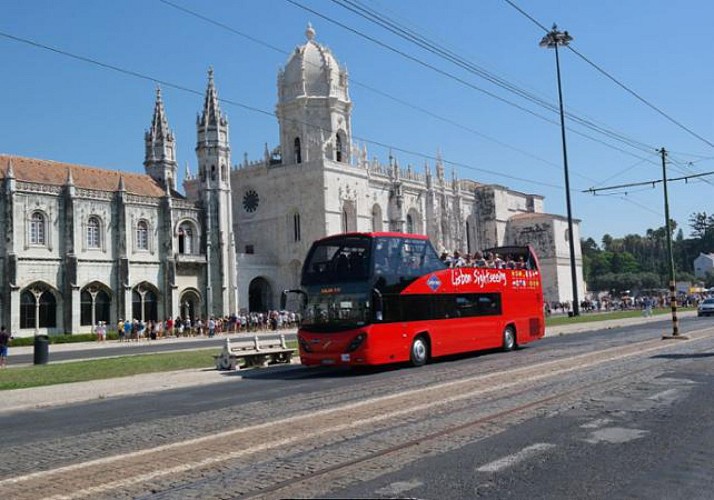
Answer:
[
  {"left": 410, "top": 335, "right": 429, "bottom": 367},
  {"left": 502, "top": 325, "right": 516, "bottom": 352}
]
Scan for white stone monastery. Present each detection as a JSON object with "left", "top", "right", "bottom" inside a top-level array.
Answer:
[{"left": 1, "top": 25, "right": 584, "bottom": 336}]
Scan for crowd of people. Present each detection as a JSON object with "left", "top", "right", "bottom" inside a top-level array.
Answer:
[
  {"left": 439, "top": 250, "right": 528, "bottom": 269},
  {"left": 113, "top": 310, "right": 300, "bottom": 341},
  {"left": 546, "top": 293, "right": 712, "bottom": 317}
]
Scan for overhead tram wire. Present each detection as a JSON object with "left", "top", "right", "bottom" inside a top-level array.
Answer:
[
  {"left": 156, "top": 0, "right": 564, "bottom": 175},
  {"left": 502, "top": 0, "right": 714, "bottom": 151},
  {"left": 158, "top": 0, "right": 662, "bottom": 187},
  {"left": 327, "top": 0, "right": 657, "bottom": 155},
  {"left": 0, "top": 29, "right": 562, "bottom": 191},
  {"left": 584, "top": 170, "right": 714, "bottom": 194},
  {"left": 284, "top": 0, "right": 658, "bottom": 159},
  {"left": 158, "top": 0, "right": 630, "bottom": 187}
]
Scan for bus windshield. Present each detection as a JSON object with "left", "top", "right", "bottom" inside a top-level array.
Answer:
[
  {"left": 301, "top": 284, "right": 372, "bottom": 332},
  {"left": 302, "top": 236, "right": 372, "bottom": 285}
]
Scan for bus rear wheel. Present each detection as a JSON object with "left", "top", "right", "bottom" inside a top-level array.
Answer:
[
  {"left": 410, "top": 335, "right": 429, "bottom": 367},
  {"left": 502, "top": 326, "right": 516, "bottom": 352}
]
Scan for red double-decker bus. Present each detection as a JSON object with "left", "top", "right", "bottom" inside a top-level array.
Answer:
[{"left": 282, "top": 232, "right": 544, "bottom": 367}]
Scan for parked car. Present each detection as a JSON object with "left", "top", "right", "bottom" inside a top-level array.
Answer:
[{"left": 697, "top": 298, "right": 714, "bottom": 317}]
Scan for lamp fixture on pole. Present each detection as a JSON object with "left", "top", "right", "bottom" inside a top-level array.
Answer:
[{"left": 540, "top": 24, "right": 580, "bottom": 316}]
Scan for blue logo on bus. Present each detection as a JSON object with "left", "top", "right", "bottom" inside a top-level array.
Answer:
[{"left": 427, "top": 274, "right": 441, "bottom": 291}]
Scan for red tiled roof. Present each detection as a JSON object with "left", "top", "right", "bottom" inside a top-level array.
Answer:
[
  {"left": 509, "top": 212, "right": 547, "bottom": 220},
  {"left": 0, "top": 154, "right": 167, "bottom": 198}
]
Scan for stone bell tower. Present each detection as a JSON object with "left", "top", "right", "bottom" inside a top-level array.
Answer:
[{"left": 195, "top": 68, "right": 238, "bottom": 315}]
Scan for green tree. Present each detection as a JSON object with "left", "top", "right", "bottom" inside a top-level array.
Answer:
[
  {"left": 688, "top": 212, "right": 710, "bottom": 239},
  {"left": 610, "top": 251, "right": 639, "bottom": 274}
]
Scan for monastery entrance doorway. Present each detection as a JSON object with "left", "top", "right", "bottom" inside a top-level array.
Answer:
[
  {"left": 180, "top": 290, "right": 201, "bottom": 321},
  {"left": 248, "top": 277, "right": 272, "bottom": 312}
]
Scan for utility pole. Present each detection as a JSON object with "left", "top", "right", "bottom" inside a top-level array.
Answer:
[
  {"left": 659, "top": 148, "right": 686, "bottom": 340},
  {"left": 582, "top": 152, "right": 714, "bottom": 339}
]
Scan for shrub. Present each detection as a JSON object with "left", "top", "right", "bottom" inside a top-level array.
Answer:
[{"left": 9, "top": 333, "right": 101, "bottom": 347}]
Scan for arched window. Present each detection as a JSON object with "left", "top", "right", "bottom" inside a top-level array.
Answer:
[
  {"left": 342, "top": 200, "right": 356, "bottom": 233},
  {"left": 178, "top": 222, "right": 194, "bottom": 254},
  {"left": 20, "top": 289, "right": 57, "bottom": 329},
  {"left": 39, "top": 291, "right": 57, "bottom": 327},
  {"left": 372, "top": 204, "right": 383, "bottom": 232},
  {"left": 466, "top": 220, "right": 471, "bottom": 254},
  {"left": 294, "top": 137, "right": 302, "bottom": 164},
  {"left": 20, "top": 291, "right": 34, "bottom": 329},
  {"left": 30, "top": 212, "right": 45, "bottom": 245},
  {"left": 406, "top": 214, "right": 414, "bottom": 234},
  {"left": 132, "top": 288, "right": 158, "bottom": 322},
  {"left": 87, "top": 217, "right": 100, "bottom": 249},
  {"left": 335, "top": 134, "right": 343, "bottom": 162},
  {"left": 136, "top": 221, "right": 149, "bottom": 250},
  {"left": 293, "top": 212, "right": 301, "bottom": 242},
  {"left": 81, "top": 288, "right": 111, "bottom": 326}
]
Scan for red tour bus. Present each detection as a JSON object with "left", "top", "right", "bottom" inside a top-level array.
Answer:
[{"left": 281, "top": 232, "right": 545, "bottom": 367}]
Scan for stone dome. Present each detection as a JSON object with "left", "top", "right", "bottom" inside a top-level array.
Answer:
[{"left": 279, "top": 24, "right": 349, "bottom": 102}]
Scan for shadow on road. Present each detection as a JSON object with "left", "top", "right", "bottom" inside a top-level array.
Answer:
[{"left": 652, "top": 353, "right": 714, "bottom": 360}]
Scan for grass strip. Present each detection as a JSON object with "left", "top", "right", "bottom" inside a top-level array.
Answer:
[
  {"left": 0, "top": 348, "right": 219, "bottom": 391},
  {"left": 545, "top": 307, "right": 693, "bottom": 327}
]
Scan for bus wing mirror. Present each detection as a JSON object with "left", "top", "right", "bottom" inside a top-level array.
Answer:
[
  {"left": 372, "top": 288, "right": 383, "bottom": 321},
  {"left": 281, "top": 289, "right": 308, "bottom": 310}
]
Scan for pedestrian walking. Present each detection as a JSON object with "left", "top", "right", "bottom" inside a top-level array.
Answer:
[
  {"left": 643, "top": 296, "right": 653, "bottom": 317},
  {"left": 96, "top": 321, "right": 106, "bottom": 341},
  {"left": 0, "top": 326, "right": 12, "bottom": 368}
]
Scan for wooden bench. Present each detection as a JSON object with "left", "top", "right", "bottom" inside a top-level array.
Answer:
[{"left": 214, "top": 334, "right": 296, "bottom": 371}]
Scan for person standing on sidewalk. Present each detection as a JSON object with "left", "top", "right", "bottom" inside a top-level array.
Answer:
[
  {"left": 642, "top": 296, "right": 653, "bottom": 317},
  {"left": 0, "top": 326, "right": 12, "bottom": 368}
]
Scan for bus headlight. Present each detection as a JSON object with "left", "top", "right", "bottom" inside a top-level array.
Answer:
[
  {"left": 346, "top": 332, "right": 367, "bottom": 353},
  {"left": 298, "top": 337, "right": 312, "bottom": 353}
]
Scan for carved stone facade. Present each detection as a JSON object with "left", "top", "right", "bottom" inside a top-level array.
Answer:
[
  {"left": 186, "top": 26, "right": 584, "bottom": 310},
  {"left": 0, "top": 73, "right": 238, "bottom": 336}
]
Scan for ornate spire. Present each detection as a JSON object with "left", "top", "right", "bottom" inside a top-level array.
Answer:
[
  {"left": 199, "top": 66, "right": 222, "bottom": 128},
  {"left": 184, "top": 161, "right": 192, "bottom": 181},
  {"left": 306, "top": 22, "right": 315, "bottom": 41},
  {"left": 150, "top": 86, "right": 171, "bottom": 141},
  {"left": 6, "top": 159, "right": 14, "bottom": 178},
  {"left": 436, "top": 148, "right": 444, "bottom": 180},
  {"left": 118, "top": 174, "right": 126, "bottom": 192},
  {"left": 66, "top": 167, "right": 74, "bottom": 185}
]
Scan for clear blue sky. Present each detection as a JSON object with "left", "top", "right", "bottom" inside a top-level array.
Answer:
[{"left": 2, "top": 0, "right": 713, "bottom": 245}]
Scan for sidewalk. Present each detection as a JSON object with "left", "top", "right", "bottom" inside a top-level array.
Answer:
[
  {"left": 8, "top": 329, "right": 298, "bottom": 357},
  {"left": 545, "top": 309, "right": 695, "bottom": 336},
  {"left": 0, "top": 312, "right": 697, "bottom": 414}
]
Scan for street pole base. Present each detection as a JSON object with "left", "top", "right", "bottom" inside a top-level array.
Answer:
[{"left": 661, "top": 334, "right": 689, "bottom": 341}]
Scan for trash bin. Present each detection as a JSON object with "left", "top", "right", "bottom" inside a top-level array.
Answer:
[{"left": 33, "top": 334, "right": 49, "bottom": 365}]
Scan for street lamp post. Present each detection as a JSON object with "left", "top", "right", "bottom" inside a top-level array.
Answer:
[{"left": 540, "top": 24, "right": 580, "bottom": 316}]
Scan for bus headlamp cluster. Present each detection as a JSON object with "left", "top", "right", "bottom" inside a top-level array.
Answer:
[
  {"left": 298, "top": 337, "right": 312, "bottom": 353},
  {"left": 346, "top": 332, "right": 367, "bottom": 353}
]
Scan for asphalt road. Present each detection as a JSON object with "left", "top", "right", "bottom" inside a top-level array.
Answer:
[{"left": 1, "top": 315, "right": 713, "bottom": 498}]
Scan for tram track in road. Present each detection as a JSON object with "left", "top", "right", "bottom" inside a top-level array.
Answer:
[
  {"left": 2, "top": 327, "right": 714, "bottom": 499},
  {"left": 243, "top": 328, "right": 714, "bottom": 499}
]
